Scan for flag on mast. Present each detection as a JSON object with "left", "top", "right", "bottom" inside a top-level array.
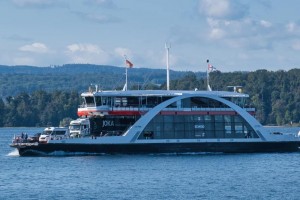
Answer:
[
  {"left": 125, "top": 59, "right": 133, "bottom": 68},
  {"left": 208, "top": 63, "right": 216, "bottom": 72}
]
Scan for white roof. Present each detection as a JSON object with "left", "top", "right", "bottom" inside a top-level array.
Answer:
[{"left": 81, "top": 90, "right": 249, "bottom": 98}]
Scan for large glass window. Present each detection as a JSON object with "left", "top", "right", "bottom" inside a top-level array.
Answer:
[
  {"left": 139, "top": 113, "right": 259, "bottom": 140},
  {"left": 138, "top": 97, "right": 259, "bottom": 140}
]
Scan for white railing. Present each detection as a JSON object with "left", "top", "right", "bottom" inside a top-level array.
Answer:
[{"left": 79, "top": 105, "right": 255, "bottom": 113}]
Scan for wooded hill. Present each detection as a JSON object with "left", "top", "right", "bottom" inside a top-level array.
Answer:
[
  {"left": 0, "top": 64, "right": 205, "bottom": 96},
  {"left": 0, "top": 64, "right": 299, "bottom": 126}
]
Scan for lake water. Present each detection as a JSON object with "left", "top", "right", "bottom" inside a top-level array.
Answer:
[{"left": 1, "top": 127, "right": 300, "bottom": 200}]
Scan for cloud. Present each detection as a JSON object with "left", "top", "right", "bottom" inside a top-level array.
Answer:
[
  {"left": 286, "top": 22, "right": 300, "bottom": 34},
  {"left": 209, "top": 28, "right": 225, "bottom": 39},
  {"left": 11, "top": 0, "right": 56, "bottom": 8},
  {"left": 67, "top": 43, "right": 101, "bottom": 53},
  {"left": 65, "top": 43, "right": 110, "bottom": 64},
  {"left": 204, "top": 17, "right": 281, "bottom": 50},
  {"left": 260, "top": 20, "right": 272, "bottom": 28},
  {"left": 198, "top": 1, "right": 299, "bottom": 53},
  {"left": 19, "top": 42, "right": 49, "bottom": 53},
  {"left": 198, "top": 0, "right": 248, "bottom": 20}
]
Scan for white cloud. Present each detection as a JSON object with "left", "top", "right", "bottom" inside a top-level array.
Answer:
[
  {"left": 67, "top": 43, "right": 101, "bottom": 54},
  {"left": 19, "top": 42, "right": 49, "bottom": 53},
  {"left": 65, "top": 43, "right": 110, "bottom": 64},
  {"left": 199, "top": 0, "right": 230, "bottom": 18},
  {"left": 260, "top": 20, "right": 272, "bottom": 28},
  {"left": 204, "top": 17, "right": 283, "bottom": 50},
  {"left": 286, "top": 22, "right": 300, "bottom": 34},
  {"left": 199, "top": 0, "right": 248, "bottom": 20},
  {"left": 209, "top": 28, "right": 225, "bottom": 39},
  {"left": 286, "top": 22, "right": 296, "bottom": 32}
]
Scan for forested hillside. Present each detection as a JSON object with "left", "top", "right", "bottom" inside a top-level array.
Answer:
[
  {"left": 0, "top": 90, "right": 79, "bottom": 127},
  {"left": 0, "top": 64, "right": 202, "bottom": 96},
  {"left": 0, "top": 64, "right": 299, "bottom": 126}
]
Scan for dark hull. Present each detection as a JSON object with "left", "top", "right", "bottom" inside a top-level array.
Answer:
[{"left": 15, "top": 141, "right": 300, "bottom": 156}]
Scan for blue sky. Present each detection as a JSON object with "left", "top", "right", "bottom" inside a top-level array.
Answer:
[{"left": 1, "top": 0, "right": 300, "bottom": 72}]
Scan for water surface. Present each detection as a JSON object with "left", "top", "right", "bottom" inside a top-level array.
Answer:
[{"left": 1, "top": 127, "right": 300, "bottom": 200}]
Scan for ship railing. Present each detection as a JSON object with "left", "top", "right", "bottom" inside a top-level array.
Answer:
[
  {"left": 162, "top": 107, "right": 236, "bottom": 111},
  {"left": 11, "top": 134, "right": 29, "bottom": 144},
  {"left": 81, "top": 106, "right": 246, "bottom": 112},
  {"left": 78, "top": 104, "right": 256, "bottom": 113},
  {"left": 111, "top": 107, "right": 151, "bottom": 112},
  {"left": 110, "top": 107, "right": 236, "bottom": 112}
]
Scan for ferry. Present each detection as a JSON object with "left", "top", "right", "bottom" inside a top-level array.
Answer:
[{"left": 10, "top": 87, "right": 300, "bottom": 156}]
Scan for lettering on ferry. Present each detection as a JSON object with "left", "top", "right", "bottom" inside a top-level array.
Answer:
[
  {"left": 195, "top": 124, "right": 205, "bottom": 129},
  {"left": 102, "top": 120, "right": 114, "bottom": 127}
]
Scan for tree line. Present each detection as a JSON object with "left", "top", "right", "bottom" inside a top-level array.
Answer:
[
  {"left": 0, "top": 90, "right": 79, "bottom": 127},
  {"left": 0, "top": 68, "right": 299, "bottom": 127}
]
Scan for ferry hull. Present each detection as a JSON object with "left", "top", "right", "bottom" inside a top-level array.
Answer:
[{"left": 15, "top": 141, "right": 300, "bottom": 156}]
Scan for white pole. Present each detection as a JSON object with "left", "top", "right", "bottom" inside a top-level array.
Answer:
[
  {"left": 123, "top": 55, "right": 128, "bottom": 91},
  {"left": 207, "top": 59, "right": 210, "bottom": 91},
  {"left": 165, "top": 43, "right": 170, "bottom": 90},
  {"left": 125, "top": 66, "right": 128, "bottom": 91}
]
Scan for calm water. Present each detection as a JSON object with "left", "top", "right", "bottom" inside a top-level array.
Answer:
[{"left": 1, "top": 127, "right": 300, "bottom": 200}]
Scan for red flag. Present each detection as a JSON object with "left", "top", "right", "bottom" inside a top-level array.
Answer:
[
  {"left": 125, "top": 59, "right": 133, "bottom": 68},
  {"left": 208, "top": 64, "right": 217, "bottom": 72}
]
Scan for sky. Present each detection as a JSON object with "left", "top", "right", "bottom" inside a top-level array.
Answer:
[{"left": 1, "top": 0, "right": 300, "bottom": 72}]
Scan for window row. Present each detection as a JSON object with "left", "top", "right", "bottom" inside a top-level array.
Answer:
[{"left": 139, "top": 114, "right": 258, "bottom": 139}]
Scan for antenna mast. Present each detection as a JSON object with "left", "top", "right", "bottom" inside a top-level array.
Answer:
[
  {"left": 165, "top": 42, "right": 171, "bottom": 90},
  {"left": 207, "top": 59, "right": 212, "bottom": 91}
]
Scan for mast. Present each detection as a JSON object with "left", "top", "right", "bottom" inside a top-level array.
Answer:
[
  {"left": 123, "top": 55, "right": 133, "bottom": 91},
  {"left": 165, "top": 43, "right": 171, "bottom": 90},
  {"left": 207, "top": 59, "right": 212, "bottom": 91},
  {"left": 207, "top": 59, "right": 209, "bottom": 90},
  {"left": 125, "top": 65, "right": 128, "bottom": 91}
]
